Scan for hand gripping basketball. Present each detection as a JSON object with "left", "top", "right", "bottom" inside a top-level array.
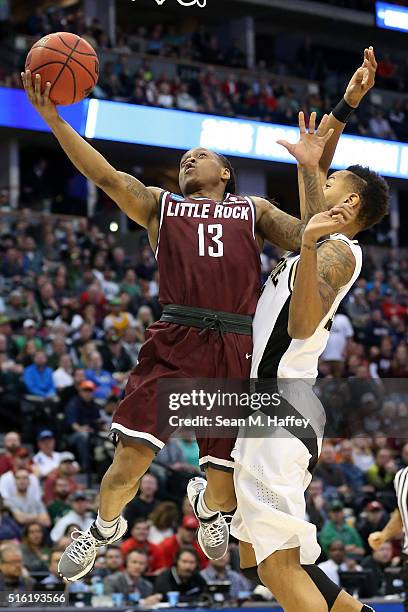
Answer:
[{"left": 21, "top": 70, "right": 59, "bottom": 124}]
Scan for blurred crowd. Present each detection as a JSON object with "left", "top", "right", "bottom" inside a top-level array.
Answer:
[
  {"left": 1, "top": 7, "right": 408, "bottom": 143},
  {"left": 0, "top": 208, "right": 405, "bottom": 603}
]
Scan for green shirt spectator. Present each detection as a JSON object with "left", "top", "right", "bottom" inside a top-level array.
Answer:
[
  {"left": 366, "top": 448, "right": 396, "bottom": 491},
  {"left": 319, "top": 501, "right": 364, "bottom": 557}
]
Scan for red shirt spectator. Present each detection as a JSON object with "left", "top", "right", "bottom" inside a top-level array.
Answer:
[
  {"left": 120, "top": 518, "right": 161, "bottom": 574},
  {"left": 43, "top": 453, "right": 78, "bottom": 504},
  {"left": 156, "top": 516, "right": 208, "bottom": 570},
  {"left": 0, "top": 432, "right": 22, "bottom": 476}
]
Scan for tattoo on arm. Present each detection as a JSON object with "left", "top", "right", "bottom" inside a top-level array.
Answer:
[
  {"left": 302, "top": 167, "right": 327, "bottom": 223},
  {"left": 259, "top": 200, "right": 305, "bottom": 250},
  {"left": 123, "top": 175, "right": 151, "bottom": 203},
  {"left": 317, "top": 241, "right": 355, "bottom": 315}
]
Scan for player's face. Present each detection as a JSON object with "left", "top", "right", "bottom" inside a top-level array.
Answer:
[
  {"left": 322, "top": 170, "right": 360, "bottom": 211},
  {"left": 179, "top": 148, "right": 229, "bottom": 195}
]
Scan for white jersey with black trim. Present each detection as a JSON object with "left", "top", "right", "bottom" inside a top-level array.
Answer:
[
  {"left": 251, "top": 233, "right": 362, "bottom": 380},
  {"left": 394, "top": 467, "right": 408, "bottom": 554}
]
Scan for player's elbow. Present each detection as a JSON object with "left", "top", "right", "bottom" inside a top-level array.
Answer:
[{"left": 96, "top": 168, "right": 120, "bottom": 190}]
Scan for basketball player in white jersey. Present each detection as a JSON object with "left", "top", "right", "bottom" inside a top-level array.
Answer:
[{"left": 229, "top": 103, "right": 389, "bottom": 610}]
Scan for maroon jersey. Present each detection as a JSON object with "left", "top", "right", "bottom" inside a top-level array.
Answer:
[{"left": 156, "top": 192, "right": 260, "bottom": 315}]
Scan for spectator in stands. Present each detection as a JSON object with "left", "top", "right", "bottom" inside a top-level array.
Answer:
[
  {"left": 176, "top": 84, "right": 198, "bottom": 112},
  {"left": 0, "top": 495, "right": 21, "bottom": 542},
  {"left": 366, "top": 448, "right": 397, "bottom": 491},
  {"left": 357, "top": 501, "right": 388, "bottom": 554},
  {"left": 103, "top": 298, "right": 136, "bottom": 337},
  {"left": 21, "top": 522, "right": 49, "bottom": 573},
  {"left": 32, "top": 431, "right": 60, "bottom": 478},
  {"left": 65, "top": 380, "right": 102, "bottom": 469},
  {"left": 305, "top": 478, "right": 327, "bottom": 533},
  {"left": 100, "top": 334, "right": 132, "bottom": 376},
  {"left": 320, "top": 501, "right": 365, "bottom": 557},
  {"left": 23, "top": 351, "right": 56, "bottom": 398},
  {"left": 361, "top": 541, "right": 395, "bottom": 597},
  {"left": 104, "top": 549, "right": 162, "bottom": 604},
  {"left": 155, "top": 546, "right": 208, "bottom": 602},
  {"left": 368, "top": 108, "right": 396, "bottom": 141},
  {"left": 314, "top": 443, "right": 347, "bottom": 493},
  {"left": 352, "top": 436, "right": 375, "bottom": 473},
  {"left": 0, "top": 448, "right": 42, "bottom": 503},
  {"left": 201, "top": 551, "right": 251, "bottom": 601},
  {"left": 320, "top": 311, "right": 354, "bottom": 377},
  {"left": 94, "top": 545, "right": 124, "bottom": 579},
  {"left": 43, "top": 453, "right": 78, "bottom": 505},
  {"left": 41, "top": 549, "right": 64, "bottom": 585},
  {"left": 6, "top": 469, "right": 50, "bottom": 528},
  {"left": 124, "top": 472, "right": 159, "bottom": 525},
  {"left": 46, "top": 478, "right": 72, "bottom": 526},
  {"left": 148, "top": 502, "right": 179, "bottom": 545},
  {"left": 156, "top": 516, "right": 208, "bottom": 570},
  {"left": 0, "top": 543, "right": 34, "bottom": 592},
  {"left": 120, "top": 518, "right": 162, "bottom": 574},
  {"left": 84, "top": 352, "right": 117, "bottom": 400},
  {"left": 318, "top": 540, "right": 359, "bottom": 586},
  {"left": 0, "top": 432, "right": 22, "bottom": 476},
  {"left": 338, "top": 439, "right": 367, "bottom": 492},
  {"left": 52, "top": 354, "right": 74, "bottom": 391},
  {"left": 50, "top": 491, "right": 94, "bottom": 543}
]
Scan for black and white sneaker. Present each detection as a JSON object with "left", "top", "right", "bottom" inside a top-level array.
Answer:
[
  {"left": 58, "top": 516, "right": 127, "bottom": 581},
  {"left": 187, "top": 477, "right": 230, "bottom": 560}
]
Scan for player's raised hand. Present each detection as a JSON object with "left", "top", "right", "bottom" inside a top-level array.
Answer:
[
  {"left": 303, "top": 203, "right": 356, "bottom": 241},
  {"left": 277, "top": 112, "right": 334, "bottom": 169},
  {"left": 21, "top": 70, "right": 59, "bottom": 124},
  {"left": 344, "top": 46, "right": 377, "bottom": 108}
]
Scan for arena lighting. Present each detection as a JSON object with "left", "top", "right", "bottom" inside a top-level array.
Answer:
[
  {"left": 85, "top": 99, "right": 408, "bottom": 180},
  {"left": 376, "top": 1, "right": 408, "bottom": 32},
  {"left": 1, "top": 89, "right": 406, "bottom": 180},
  {"left": 109, "top": 221, "right": 119, "bottom": 232}
]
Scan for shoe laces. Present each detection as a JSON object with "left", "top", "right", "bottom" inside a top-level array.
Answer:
[
  {"left": 201, "top": 514, "right": 230, "bottom": 548},
  {"left": 66, "top": 530, "right": 96, "bottom": 565}
]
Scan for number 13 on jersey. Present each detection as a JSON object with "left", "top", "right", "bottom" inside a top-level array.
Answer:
[{"left": 197, "top": 223, "right": 224, "bottom": 257}]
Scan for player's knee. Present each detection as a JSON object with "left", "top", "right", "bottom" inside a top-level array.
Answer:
[{"left": 110, "top": 441, "right": 154, "bottom": 487}]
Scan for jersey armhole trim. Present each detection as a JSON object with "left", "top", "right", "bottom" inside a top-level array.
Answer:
[
  {"left": 155, "top": 190, "right": 169, "bottom": 260},
  {"left": 245, "top": 196, "right": 256, "bottom": 240}
]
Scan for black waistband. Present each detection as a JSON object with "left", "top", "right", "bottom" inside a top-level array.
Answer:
[{"left": 160, "top": 304, "right": 252, "bottom": 336}]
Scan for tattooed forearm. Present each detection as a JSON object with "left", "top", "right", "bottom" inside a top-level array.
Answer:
[
  {"left": 256, "top": 198, "right": 305, "bottom": 250},
  {"left": 301, "top": 166, "right": 328, "bottom": 223}
]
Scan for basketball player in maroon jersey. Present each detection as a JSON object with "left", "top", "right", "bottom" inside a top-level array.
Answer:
[{"left": 23, "top": 69, "right": 344, "bottom": 581}]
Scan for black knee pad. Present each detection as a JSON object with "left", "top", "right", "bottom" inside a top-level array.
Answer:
[
  {"left": 241, "top": 566, "right": 262, "bottom": 585},
  {"left": 242, "top": 563, "right": 342, "bottom": 610},
  {"left": 301, "top": 564, "right": 341, "bottom": 610}
]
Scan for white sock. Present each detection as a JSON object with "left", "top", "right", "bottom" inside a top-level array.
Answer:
[
  {"left": 95, "top": 513, "right": 120, "bottom": 538},
  {"left": 196, "top": 490, "right": 217, "bottom": 520}
]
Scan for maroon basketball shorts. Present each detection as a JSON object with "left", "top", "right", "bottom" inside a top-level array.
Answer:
[{"left": 111, "top": 321, "right": 252, "bottom": 472}]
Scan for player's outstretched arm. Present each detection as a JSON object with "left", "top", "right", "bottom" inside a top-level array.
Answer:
[
  {"left": 21, "top": 70, "right": 158, "bottom": 228},
  {"left": 288, "top": 203, "right": 356, "bottom": 339},
  {"left": 298, "top": 46, "right": 377, "bottom": 219},
  {"left": 368, "top": 509, "right": 403, "bottom": 551}
]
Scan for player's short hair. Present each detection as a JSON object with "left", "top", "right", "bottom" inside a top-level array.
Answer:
[
  {"left": 215, "top": 153, "right": 237, "bottom": 195},
  {"left": 346, "top": 165, "right": 389, "bottom": 230}
]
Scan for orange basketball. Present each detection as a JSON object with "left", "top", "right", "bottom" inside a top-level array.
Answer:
[{"left": 25, "top": 32, "right": 99, "bottom": 106}]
